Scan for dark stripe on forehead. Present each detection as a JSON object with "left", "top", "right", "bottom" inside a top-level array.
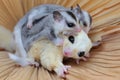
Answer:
[
  {"left": 32, "top": 15, "right": 47, "bottom": 26},
  {"left": 66, "top": 11, "right": 77, "bottom": 21}
]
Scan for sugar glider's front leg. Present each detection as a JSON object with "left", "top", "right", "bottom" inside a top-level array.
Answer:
[
  {"left": 54, "top": 64, "right": 71, "bottom": 78},
  {"left": 48, "top": 30, "right": 64, "bottom": 46}
]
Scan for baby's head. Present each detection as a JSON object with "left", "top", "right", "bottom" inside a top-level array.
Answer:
[{"left": 63, "top": 30, "right": 92, "bottom": 60}]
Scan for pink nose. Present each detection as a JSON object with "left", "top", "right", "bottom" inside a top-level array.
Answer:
[
  {"left": 75, "top": 28, "right": 81, "bottom": 32},
  {"left": 64, "top": 50, "right": 72, "bottom": 57}
]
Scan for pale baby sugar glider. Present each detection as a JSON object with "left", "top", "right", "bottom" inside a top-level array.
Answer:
[{"left": 28, "top": 30, "right": 93, "bottom": 77}]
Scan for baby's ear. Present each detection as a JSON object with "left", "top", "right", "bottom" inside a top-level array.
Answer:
[{"left": 53, "top": 11, "right": 63, "bottom": 22}]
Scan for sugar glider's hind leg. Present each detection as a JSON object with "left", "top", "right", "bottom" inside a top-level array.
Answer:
[
  {"left": 27, "top": 9, "right": 48, "bottom": 29},
  {"left": 8, "top": 53, "right": 39, "bottom": 67}
]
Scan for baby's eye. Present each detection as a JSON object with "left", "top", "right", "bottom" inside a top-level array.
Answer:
[
  {"left": 68, "top": 36, "right": 74, "bottom": 43},
  {"left": 83, "top": 21, "right": 87, "bottom": 27},
  {"left": 67, "top": 23, "right": 75, "bottom": 28}
]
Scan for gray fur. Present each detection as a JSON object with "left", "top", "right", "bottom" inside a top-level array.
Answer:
[
  {"left": 14, "top": 4, "right": 92, "bottom": 58},
  {"left": 22, "top": 14, "right": 57, "bottom": 51}
]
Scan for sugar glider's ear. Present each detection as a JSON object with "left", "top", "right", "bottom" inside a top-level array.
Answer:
[
  {"left": 72, "top": 4, "right": 82, "bottom": 14},
  {"left": 71, "top": 6, "right": 73, "bottom": 10},
  {"left": 53, "top": 11, "right": 63, "bottom": 22}
]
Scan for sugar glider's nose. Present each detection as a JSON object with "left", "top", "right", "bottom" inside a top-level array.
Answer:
[
  {"left": 78, "top": 51, "right": 85, "bottom": 57},
  {"left": 75, "top": 28, "right": 81, "bottom": 32}
]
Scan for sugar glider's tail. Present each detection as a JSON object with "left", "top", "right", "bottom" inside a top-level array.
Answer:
[{"left": 0, "top": 25, "right": 15, "bottom": 52}]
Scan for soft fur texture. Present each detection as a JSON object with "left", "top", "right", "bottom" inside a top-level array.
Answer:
[
  {"left": 0, "top": 26, "right": 15, "bottom": 52},
  {"left": 28, "top": 30, "right": 92, "bottom": 77}
]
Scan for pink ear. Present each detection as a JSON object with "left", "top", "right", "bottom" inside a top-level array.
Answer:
[{"left": 53, "top": 11, "right": 63, "bottom": 22}]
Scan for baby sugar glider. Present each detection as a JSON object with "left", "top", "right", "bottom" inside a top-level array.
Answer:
[
  {"left": 27, "top": 29, "right": 93, "bottom": 78},
  {"left": 27, "top": 4, "right": 92, "bottom": 33}
]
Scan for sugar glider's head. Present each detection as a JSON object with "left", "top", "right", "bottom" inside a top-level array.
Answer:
[
  {"left": 71, "top": 4, "right": 92, "bottom": 33},
  {"left": 63, "top": 30, "right": 92, "bottom": 59},
  {"left": 52, "top": 10, "right": 81, "bottom": 33}
]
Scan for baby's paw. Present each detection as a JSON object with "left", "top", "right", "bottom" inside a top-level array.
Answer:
[
  {"left": 55, "top": 65, "right": 71, "bottom": 78},
  {"left": 53, "top": 38, "right": 64, "bottom": 46}
]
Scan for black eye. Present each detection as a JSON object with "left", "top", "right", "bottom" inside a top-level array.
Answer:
[
  {"left": 83, "top": 21, "right": 87, "bottom": 27},
  {"left": 67, "top": 23, "right": 75, "bottom": 28},
  {"left": 68, "top": 36, "right": 74, "bottom": 43}
]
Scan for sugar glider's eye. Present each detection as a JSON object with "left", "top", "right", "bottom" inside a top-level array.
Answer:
[
  {"left": 79, "top": 19, "right": 87, "bottom": 27},
  {"left": 83, "top": 21, "right": 87, "bottom": 27},
  {"left": 68, "top": 36, "right": 74, "bottom": 43},
  {"left": 67, "top": 23, "right": 75, "bottom": 28}
]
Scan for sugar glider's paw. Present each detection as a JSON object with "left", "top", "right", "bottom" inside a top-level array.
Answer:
[
  {"left": 92, "top": 40, "right": 101, "bottom": 47},
  {"left": 53, "top": 38, "right": 64, "bottom": 46},
  {"left": 27, "top": 21, "right": 33, "bottom": 29},
  {"left": 76, "top": 56, "right": 88, "bottom": 64},
  {"left": 55, "top": 65, "right": 71, "bottom": 78},
  {"left": 27, "top": 59, "right": 39, "bottom": 67}
]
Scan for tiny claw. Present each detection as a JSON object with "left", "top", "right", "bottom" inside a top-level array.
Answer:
[
  {"left": 63, "top": 65, "right": 71, "bottom": 73},
  {"left": 85, "top": 53, "right": 90, "bottom": 58},
  {"left": 81, "top": 57, "right": 87, "bottom": 61},
  {"left": 55, "top": 65, "right": 71, "bottom": 78},
  {"left": 92, "top": 41, "right": 101, "bottom": 47},
  {"left": 76, "top": 59, "right": 80, "bottom": 64}
]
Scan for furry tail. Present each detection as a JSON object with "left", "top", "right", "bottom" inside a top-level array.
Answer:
[
  {"left": 8, "top": 53, "right": 29, "bottom": 66},
  {"left": 8, "top": 53, "right": 39, "bottom": 67},
  {"left": 0, "top": 25, "right": 15, "bottom": 52}
]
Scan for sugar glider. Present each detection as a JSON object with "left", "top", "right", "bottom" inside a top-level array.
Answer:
[
  {"left": 27, "top": 30, "right": 93, "bottom": 77},
  {"left": 26, "top": 4, "right": 92, "bottom": 33},
  {"left": 0, "top": 26, "right": 15, "bottom": 52}
]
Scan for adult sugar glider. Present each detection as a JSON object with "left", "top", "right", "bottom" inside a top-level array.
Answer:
[{"left": 27, "top": 4, "right": 92, "bottom": 33}]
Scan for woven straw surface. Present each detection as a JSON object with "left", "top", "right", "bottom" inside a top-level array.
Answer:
[{"left": 0, "top": 0, "right": 120, "bottom": 80}]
